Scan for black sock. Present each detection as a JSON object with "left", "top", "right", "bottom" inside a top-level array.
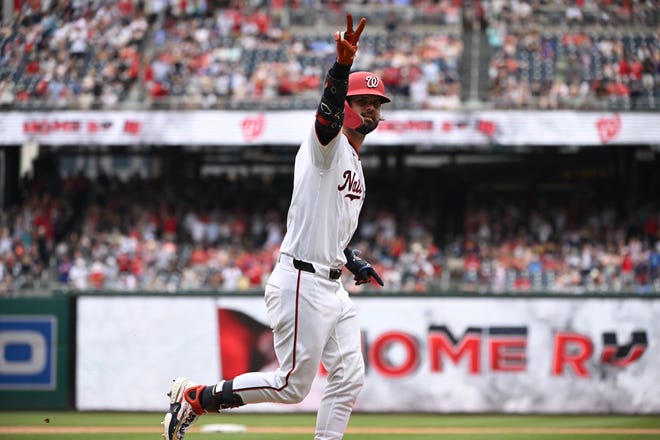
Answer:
[
  {"left": 200, "top": 380, "right": 243, "bottom": 411},
  {"left": 199, "top": 386, "right": 223, "bottom": 412}
]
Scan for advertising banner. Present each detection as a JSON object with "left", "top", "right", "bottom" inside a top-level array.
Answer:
[
  {"left": 76, "top": 296, "right": 221, "bottom": 411},
  {"left": 76, "top": 295, "right": 659, "bottom": 413},
  {"left": 0, "top": 296, "right": 72, "bottom": 409},
  {"left": 1, "top": 110, "right": 659, "bottom": 147}
]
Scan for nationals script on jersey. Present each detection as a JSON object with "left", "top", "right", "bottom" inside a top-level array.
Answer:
[{"left": 279, "top": 127, "right": 365, "bottom": 267}]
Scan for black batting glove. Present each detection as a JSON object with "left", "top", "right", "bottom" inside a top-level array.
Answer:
[{"left": 343, "top": 248, "right": 384, "bottom": 287}]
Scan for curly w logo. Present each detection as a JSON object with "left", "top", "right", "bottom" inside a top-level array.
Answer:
[
  {"left": 241, "top": 114, "right": 266, "bottom": 142},
  {"left": 595, "top": 114, "right": 621, "bottom": 143}
]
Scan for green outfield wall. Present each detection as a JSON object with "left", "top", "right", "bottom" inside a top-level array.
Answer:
[{"left": 0, "top": 295, "right": 73, "bottom": 409}]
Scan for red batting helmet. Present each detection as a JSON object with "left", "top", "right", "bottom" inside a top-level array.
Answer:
[{"left": 347, "top": 71, "right": 391, "bottom": 103}]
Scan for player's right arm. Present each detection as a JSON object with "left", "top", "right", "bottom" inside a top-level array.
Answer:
[{"left": 314, "top": 14, "right": 366, "bottom": 146}]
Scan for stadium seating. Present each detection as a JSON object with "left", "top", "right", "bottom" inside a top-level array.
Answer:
[
  {"left": 0, "top": 1, "right": 659, "bottom": 295},
  {"left": 3, "top": 0, "right": 655, "bottom": 110},
  {"left": 0, "top": 171, "right": 658, "bottom": 295},
  {"left": 484, "top": 1, "right": 658, "bottom": 110}
]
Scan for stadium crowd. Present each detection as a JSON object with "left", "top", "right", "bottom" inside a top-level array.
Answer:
[
  {"left": 484, "top": 0, "right": 659, "bottom": 109},
  {"left": 0, "top": 0, "right": 463, "bottom": 110},
  {"left": 1, "top": 0, "right": 657, "bottom": 110},
  {"left": 0, "top": 1, "right": 659, "bottom": 295},
  {"left": 0, "top": 172, "right": 658, "bottom": 296}
]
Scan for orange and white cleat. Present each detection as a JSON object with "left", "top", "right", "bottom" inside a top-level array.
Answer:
[{"left": 161, "top": 377, "right": 206, "bottom": 440}]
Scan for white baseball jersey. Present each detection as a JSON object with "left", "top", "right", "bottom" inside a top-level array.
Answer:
[{"left": 279, "top": 126, "right": 365, "bottom": 267}]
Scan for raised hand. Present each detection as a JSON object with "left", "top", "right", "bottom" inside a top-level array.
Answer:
[{"left": 334, "top": 14, "right": 367, "bottom": 65}]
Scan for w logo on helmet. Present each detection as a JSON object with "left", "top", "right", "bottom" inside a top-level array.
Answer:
[
  {"left": 365, "top": 75, "right": 380, "bottom": 88},
  {"left": 347, "top": 71, "right": 391, "bottom": 103}
]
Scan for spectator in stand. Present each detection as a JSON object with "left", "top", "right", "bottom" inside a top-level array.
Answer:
[
  {"left": 484, "top": 0, "right": 659, "bottom": 109},
  {"left": 3, "top": 170, "right": 659, "bottom": 296},
  {"left": 1, "top": 0, "right": 464, "bottom": 110}
]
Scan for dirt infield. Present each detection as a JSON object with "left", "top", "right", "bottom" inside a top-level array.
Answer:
[{"left": 4, "top": 426, "right": 660, "bottom": 435}]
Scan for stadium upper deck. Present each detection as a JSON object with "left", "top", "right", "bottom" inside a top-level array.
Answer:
[{"left": 0, "top": 0, "right": 657, "bottom": 111}]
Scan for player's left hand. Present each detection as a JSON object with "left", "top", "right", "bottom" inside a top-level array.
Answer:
[
  {"left": 344, "top": 248, "right": 384, "bottom": 287},
  {"left": 354, "top": 264, "right": 384, "bottom": 286}
]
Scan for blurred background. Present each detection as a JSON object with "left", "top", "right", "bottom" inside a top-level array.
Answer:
[
  {"left": 0, "top": 0, "right": 659, "bottom": 414},
  {"left": 0, "top": 0, "right": 659, "bottom": 296}
]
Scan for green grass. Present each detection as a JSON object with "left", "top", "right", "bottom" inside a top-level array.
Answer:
[{"left": 0, "top": 412, "right": 658, "bottom": 440}]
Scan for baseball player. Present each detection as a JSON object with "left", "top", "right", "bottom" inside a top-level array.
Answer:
[{"left": 163, "top": 14, "right": 387, "bottom": 440}]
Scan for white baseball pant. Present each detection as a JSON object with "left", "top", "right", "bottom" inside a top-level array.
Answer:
[{"left": 228, "top": 259, "right": 365, "bottom": 440}]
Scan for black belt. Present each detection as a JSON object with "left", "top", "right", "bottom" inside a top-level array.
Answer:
[{"left": 293, "top": 259, "right": 342, "bottom": 280}]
